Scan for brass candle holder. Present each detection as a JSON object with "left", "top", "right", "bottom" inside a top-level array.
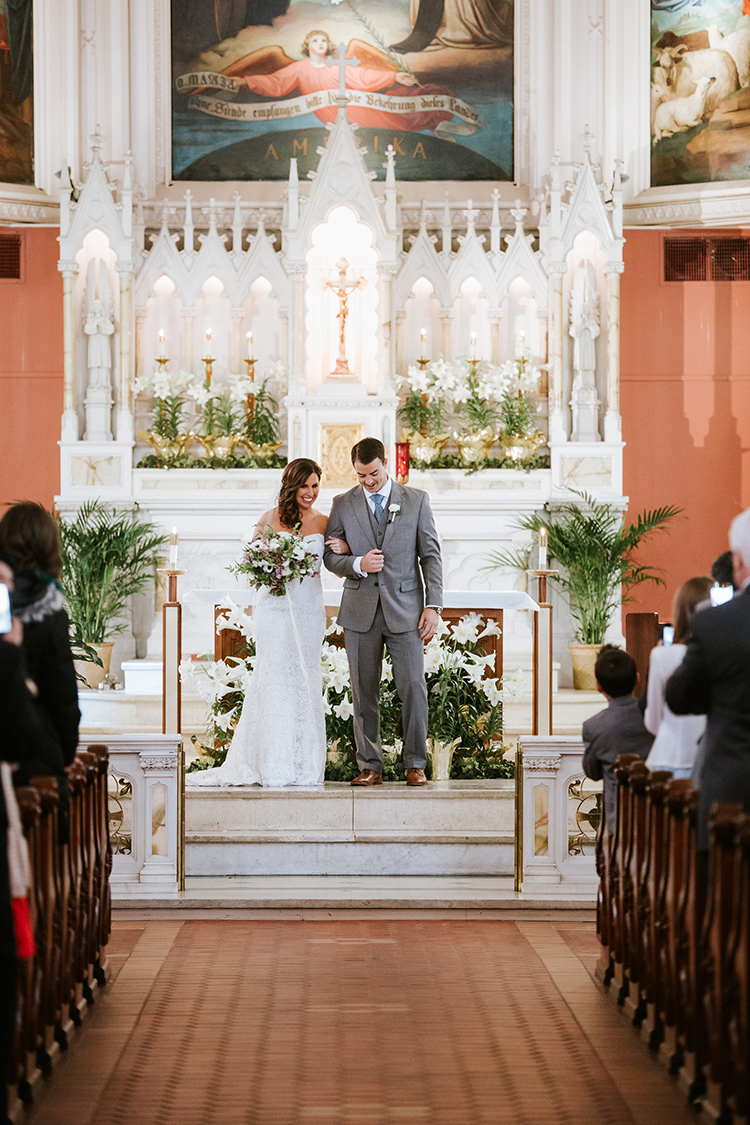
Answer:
[
  {"left": 244, "top": 357, "right": 256, "bottom": 420},
  {"left": 201, "top": 355, "right": 215, "bottom": 386}
]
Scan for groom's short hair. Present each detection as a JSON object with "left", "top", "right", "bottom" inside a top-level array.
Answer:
[{"left": 351, "top": 437, "right": 385, "bottom": 466}]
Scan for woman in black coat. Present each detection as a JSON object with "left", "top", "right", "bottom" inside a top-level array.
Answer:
[{"left": 0, "top": 503, "right": 80, "bottom": 787}]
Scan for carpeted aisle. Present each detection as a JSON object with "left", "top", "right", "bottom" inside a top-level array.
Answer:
[{"left": 23, "top": 919, "right": 699, "bottom": 1125}]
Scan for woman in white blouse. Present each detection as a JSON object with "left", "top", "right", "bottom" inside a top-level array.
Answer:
[{"left": 645, "top": 576, "right": 713, "bottom": 779}]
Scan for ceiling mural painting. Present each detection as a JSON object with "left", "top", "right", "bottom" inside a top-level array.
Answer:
[{"left": 171, "top": 0, "right": 514, "bottom": 182}]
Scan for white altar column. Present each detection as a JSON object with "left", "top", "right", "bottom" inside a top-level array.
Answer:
[
  {"left": 289, "top": 263, "right": 306, "bottom": 388},
  {"left": 604, "top": 266, "right": 623, "bottom": 442},
  {"left": 230, "top": 307, "right": 245, "bottom": 372},
  {"left": 182, "top": 308, "right": 195, "bottom": 374},
  {"left": 117, "top": 263, "right": 134, "bottom": 442},
  {"left": 378, "top": 264, "right": 397, "bottom": 394},
  {"left": 439, "top": 308, "right": 454, "bottom": 360},
  {"left": 60, "top": 261, "right": 79, "bottom": 441},
  {"left": 135, "top": 308, "right": 147, "bottom": 384},
  {"left": 489, "top": 308, "right": 502, "bottom": 365},
  {"left": 548, "top": 268, "right": 566, "bottom": 444},
  {"left": 395, "top": 310, "right": 406, "bottom": 377}
]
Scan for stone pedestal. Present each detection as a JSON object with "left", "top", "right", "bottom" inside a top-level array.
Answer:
[{"left": 84, "top": 384, "right": 114, "bottom": 442}]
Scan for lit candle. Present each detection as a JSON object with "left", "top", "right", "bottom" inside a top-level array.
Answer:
[
  {"left": 246, "top": 331, "right": 253, "bottom": 359},
  {"left": 158, "top": 329, "right": 166, "bottom": 359},
  {"left": 538, "top": 527, "right": 548, "bottom": 570},
  {"left": 169, "top": 527, "right": 179, "bottom": 569},
  {"left": 470, "top": 332, "right": 477, "bottom": 358},
  {"left": 518, "top": 328, "right": 526, "bottom": 358},
  {"left": 205, "top": 328, "right": 212, "bottom": 357}
]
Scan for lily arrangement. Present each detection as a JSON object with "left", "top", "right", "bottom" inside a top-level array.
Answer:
[{"left": 182, "top": 606, "right": 524, "bottom": 779}]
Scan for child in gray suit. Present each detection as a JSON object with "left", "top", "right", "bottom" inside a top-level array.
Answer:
[{"left": 582, "top": 645, "right": 654, "bottom": 833}]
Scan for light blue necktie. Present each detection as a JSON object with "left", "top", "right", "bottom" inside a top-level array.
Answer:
[{"left": 371, "top": 493, "right": 385, "bottom": 522}]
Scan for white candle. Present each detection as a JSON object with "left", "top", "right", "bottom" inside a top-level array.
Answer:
[
  {"left": 470, "top": 332, "right": 477, "bottom": 358},
  {"left": 158, "top": 329, "right": 166, "bottom": 359},
  {"left": 169, "top": 527, "right": 179, "bottom": 568},
  {"left": 247, "top": 331, "right": 253, "bottom": 359},
  {"left": 205, "top": 328, "right": 212, "bottom": 358},
  {"left": 538, "top": 527, "right": 548, "bottom": 570}
]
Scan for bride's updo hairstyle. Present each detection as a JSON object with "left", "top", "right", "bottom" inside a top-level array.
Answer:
[{"left": 278, "top": 458, "right": 323, "bottom": 529}]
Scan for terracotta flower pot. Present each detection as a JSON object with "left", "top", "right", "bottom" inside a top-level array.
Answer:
[
  {"left": 568, "top": 643, "right": 602, "bottom": 691},
  {"left": 74, "top": 641, "right": 115, "bottom": 690}
]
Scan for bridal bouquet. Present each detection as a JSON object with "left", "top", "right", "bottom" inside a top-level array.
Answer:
[{"left": 231, "top": 529, "right": 319, "bottom": 597}]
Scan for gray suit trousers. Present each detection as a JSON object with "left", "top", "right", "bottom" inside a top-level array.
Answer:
[{"left": 344, "top": 603, "right": 428, "bottom": 772}]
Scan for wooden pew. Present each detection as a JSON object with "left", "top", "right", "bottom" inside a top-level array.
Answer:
[
  {"left": 726, "top": 813, "right": 750, "bottom": 1122},
  {"left": 609, "top": 754, "right": 643, "bottom": 998},
  {"left": 637, "top": 770, "right": 672, "bottom": 1038},
  {"left": 658, "top": 778, "right": 694, "bottom": 1071},
  {"left": 674, "top": 788, "right": 705, "bottom": 1104},
  {"left": 700, "top": 801, "right": 743, "bottom": 1123},
  {"left": 620, "top": 761, "right": 650, "bottom": 1012}
]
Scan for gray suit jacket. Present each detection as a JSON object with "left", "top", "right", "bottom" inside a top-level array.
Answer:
[
  {"left": 666, "top": 587, "right": 750, "bottom": 848},
  {"left": 323, "top": 480, "right": 443, "bottom": 634},
  {"left": 582, "top": 695, "right": 654, "bottom": 832}
]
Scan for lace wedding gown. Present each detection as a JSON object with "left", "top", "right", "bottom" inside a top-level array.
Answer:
[{"left": 188, "top": 533, "right": 327, "bottom": 787}]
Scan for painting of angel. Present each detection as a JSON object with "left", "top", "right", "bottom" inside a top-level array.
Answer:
[{"left": 171, "top": 0, "right": 513, "bottom": 182}]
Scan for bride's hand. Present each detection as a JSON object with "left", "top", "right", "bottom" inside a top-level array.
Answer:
[{"left": 326, "top": 536, "right": 350, "bottom": 555}]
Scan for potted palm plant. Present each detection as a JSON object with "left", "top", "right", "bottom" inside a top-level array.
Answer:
[
  {"left": 55, "top": 502, "right": 167, "bottom": 688},
  {"left": 486, "top": 490, "right": 681, "bottom": 689}
]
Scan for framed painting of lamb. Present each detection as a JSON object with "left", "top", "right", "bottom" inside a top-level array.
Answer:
[
  {"left": 651, "top": 0, "right": 750, "bottom": 186},
  {"left": 170, "top": 0, "right": 514, "bottom": 182}
]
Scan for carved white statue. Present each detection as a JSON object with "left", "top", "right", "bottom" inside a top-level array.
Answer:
[
  {"left": 83, "top": 258, "right": 115, "bottom": 441},
  {"left": 84, "top": 297, "right": 115, "bottom": 386},
  {"left": 569, "top": 258, "right": 601, "bottom": 443}
]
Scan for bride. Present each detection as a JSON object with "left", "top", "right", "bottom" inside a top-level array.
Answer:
[{"left": 188, "top": 458, "right": 348, "bottom": 788}]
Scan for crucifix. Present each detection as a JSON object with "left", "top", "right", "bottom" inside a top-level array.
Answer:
[
  {"left": 326, "top": 42, "right": 360, "bottom": 99},
  {"left": 321, "top": 257, "right": 368, "bottom": 378}
]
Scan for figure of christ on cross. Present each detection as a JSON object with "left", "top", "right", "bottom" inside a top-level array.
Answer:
[{"left": 321, "top": 257, "right": 368, "bottom": 378}]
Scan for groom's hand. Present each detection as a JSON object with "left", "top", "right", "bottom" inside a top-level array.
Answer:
[
  {"left": 418, "top": 607, "right": 440, "bottom": 642},
  {"left": 360, "top": 549, "right": 384, "bottom": 573}
]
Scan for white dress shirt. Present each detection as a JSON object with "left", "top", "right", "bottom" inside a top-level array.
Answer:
[
  {"left": 353, "top": 479, "right": 393, "bottom": 577},
  {"left": 644, "top": 643, "right": 706, "bottom": 771},
  {"left": 351, "top": 478, "right": 440, "bottom": 612}
]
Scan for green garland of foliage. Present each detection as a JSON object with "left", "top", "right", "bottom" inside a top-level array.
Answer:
[
  {"left": 410, "top": 453, "right": 551, "bottom": 474},
  {"left": 137, "top": 453, "right": 288, "bottom": 470}
]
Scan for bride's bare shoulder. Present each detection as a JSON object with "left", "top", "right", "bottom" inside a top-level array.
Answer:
[
  {"left": 255, "top": 509, "right": 279, "bottom": 534},
  {"left": 308, "top": 510, "right": 329, "bottom": 534}
]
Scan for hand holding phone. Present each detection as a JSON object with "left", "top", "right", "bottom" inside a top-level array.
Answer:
[{"left": 0, "top": 584, "right": 12, "bottom": 635}]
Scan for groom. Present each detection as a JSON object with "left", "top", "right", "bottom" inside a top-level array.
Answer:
[{"left": 324, "top": 437, "right": 443, "bottom": 786}]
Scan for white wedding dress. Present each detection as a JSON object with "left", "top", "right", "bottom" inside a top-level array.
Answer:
[{"left": 187, "top": 532, "right": 327, "bottom": 787}]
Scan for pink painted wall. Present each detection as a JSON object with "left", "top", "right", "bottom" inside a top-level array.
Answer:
[
  {"left": 0, "top": 227, "right": 63, "bottom": 511},
  {"left": 620, "top": 227, "right": 750, "bottom": 618}
]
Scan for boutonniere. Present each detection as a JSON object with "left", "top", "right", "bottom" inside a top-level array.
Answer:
[{"left": 388, "top": 503, "right": 401, "bottom": 524}]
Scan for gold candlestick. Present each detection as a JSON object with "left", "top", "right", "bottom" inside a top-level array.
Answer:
[
  {"left": 244, "top": 358, "right": 256, "bottom": 421},
  {"left": 201, "top": 356, "right": 215, "bottom": 385}
]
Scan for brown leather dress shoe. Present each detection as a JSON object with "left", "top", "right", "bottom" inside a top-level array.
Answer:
[
  {"left": 351, "top": 770, "right": 383, "bottom": 786},
  {"left": 406, "top": 768, "right": 428, "bottom": 786}
]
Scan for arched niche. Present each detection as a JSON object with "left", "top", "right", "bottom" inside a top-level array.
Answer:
[
  {"left": 247, "top": 276, "right": 282, "bottom": 376},
  {"left": 195, "top": 275, "right": 229, "bottom": 381},
  {"left": 453, "top": 277, "right": 490, "bottom": 360},
  {"left": 564, "top": 230, "right": 608, "bottom": 435},
  {"left": 499, "top": 277, "right": 541, "bottom": 362},
  {"left": 147, "top": 275, "right": 182, "bottom": 368},
  {"left": 304, "top": 205, "right": 379, "bottom": 393},
  {"left": 403, "top": 276, "right": 441, "bottom": 368}
]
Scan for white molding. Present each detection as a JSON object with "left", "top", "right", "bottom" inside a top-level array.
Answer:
[
  {"left": 624, "top": 183, "right": 750, "bottom": 228},
  {"left": 0, "top": 190, "right": 59, "bottom": 225}
]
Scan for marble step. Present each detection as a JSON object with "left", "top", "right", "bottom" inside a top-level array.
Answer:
[{"left": 186, "top": 780, "right": 515, "bottom": 877}]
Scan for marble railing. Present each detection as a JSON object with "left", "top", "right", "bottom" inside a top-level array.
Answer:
[
  {"left": 104, "top": 734, "right": 184, "bottom": 897},
  {"left": 517, "top": 736, "right": 602, "bottom": 898}
]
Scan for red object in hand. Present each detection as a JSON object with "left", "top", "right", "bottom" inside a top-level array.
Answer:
[
  {"left": 395, "top": 442, "right": 410, "bottom": 484},
  {"left": 12, "top": 898, "right": 35, "bottom": 958}
]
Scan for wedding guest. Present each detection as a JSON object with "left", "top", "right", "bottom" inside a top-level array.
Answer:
[
  {"left": 0, "top": 504, "right": 80, "bottom": 771},
  {"left": 644, "top": 576, "right": 712, "bottom": 779},
  {"left": 582, "top": 645, "right": 654, "bottom": 832},
  {"left": 667, "top": 506, "right": 750, "bottom": 852}
]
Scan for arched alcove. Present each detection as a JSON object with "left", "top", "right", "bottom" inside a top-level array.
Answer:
[
  {"left": 304, "top": 205, "right": 379, "bottom": 393},
  {"left": 195, "top": 275, "right": 229, "bottom": 381},
  {"left": 453, "top": 277, "right": 490, "bottom": 360},
  {"left": 403, "top": 276, "right": 441, "bottom": 367}
]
